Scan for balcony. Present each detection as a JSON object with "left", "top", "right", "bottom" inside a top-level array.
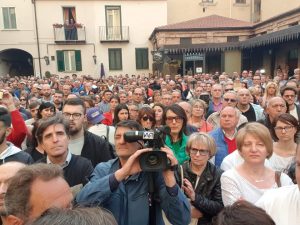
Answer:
[
  {"left": 99, "top": 26, "right": 129, "bottom": 43},
  {"left": 53, "top": 24, "right": 86, "bottom": 44}
]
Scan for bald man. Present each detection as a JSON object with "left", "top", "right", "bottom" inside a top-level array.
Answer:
[{"left": 0, "top": 162, "right": 25, "bottom": 213}]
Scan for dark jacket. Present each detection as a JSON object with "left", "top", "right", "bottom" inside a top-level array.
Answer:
[
  {"left": 0, "top": 142, "right": 33, "bottom": 165},
  {"left": 81, "top": 130, "right": 115, "bottom": 167},
  {"left": 38, "top": 154, "right": 93, "bottom": 187},
  {"left": 177, "top": 161, "right": 224, "bottom": 225}
]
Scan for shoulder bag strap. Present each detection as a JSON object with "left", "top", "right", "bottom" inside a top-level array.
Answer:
[{"left": 275, "top": 171, "right": 281, "bottom": 187}]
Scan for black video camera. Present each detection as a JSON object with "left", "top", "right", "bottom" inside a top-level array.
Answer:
[{"left": 124, "top": 126, "right": 171, "bottom": 172}]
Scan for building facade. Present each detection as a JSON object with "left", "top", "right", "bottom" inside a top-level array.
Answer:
[
  {"left": 151, "top": 6, "right": 300, "bottom": 76},
  {"left": 0, "top": 0, "right": 167, "bottom": 78},
  {"left": 167, "top": 0, "right": 300, "bottom": 24}
]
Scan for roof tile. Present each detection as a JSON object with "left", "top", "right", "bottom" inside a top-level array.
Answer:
[{"left": 157, "top": 14, "right": 253, "bottom": 30}]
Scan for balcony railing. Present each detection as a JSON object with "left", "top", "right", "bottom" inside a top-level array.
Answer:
[
  {"left": 99, "top": 26, "right": 129, "bottom": 42},
  {"left": 53, "top": 24, "right": 86, "bottom": 44}
]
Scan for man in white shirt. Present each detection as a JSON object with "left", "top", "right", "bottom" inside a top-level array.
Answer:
[{"left": 256, "top": 144, "right": 300, "bottom": 225}]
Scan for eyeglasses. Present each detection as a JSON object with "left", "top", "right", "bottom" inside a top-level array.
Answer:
[
  {"left": 134, "top": 93, "right": 143, "bottom": 96},
  {"left": 283, "top": 95, "right": 295, "bottom": 99},
  {"left": 274, "top": 125, "right": 294, "bottom": 132},
  {"left": 190, "top": 148, "right": 210, "bottom": 156},
  {"left": 62, "top": 112, "right": 82, "bottom": 120},
  {"left": 142, "top": 116, "right": 154, "bottom": 122},
  {"left": 166, "top": 116, "right": 183, "bottom": 123},
  {"left": 223, "top": 98, "right": 237, "bottom": 103}
]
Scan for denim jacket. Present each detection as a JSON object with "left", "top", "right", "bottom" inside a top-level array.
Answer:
[
  {"left": 209, "top": 128, "right": 228, "bottom": 167},
  {"left": 76, "top": 158, "right": 191, "bottom": 225}
]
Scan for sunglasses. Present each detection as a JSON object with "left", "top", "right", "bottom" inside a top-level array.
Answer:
[
  {"left": 223, "top": 98, "right": 237, "bottom": 103},
  {"left": 142, "top": 116, "right": 154, "bottom": 122}
]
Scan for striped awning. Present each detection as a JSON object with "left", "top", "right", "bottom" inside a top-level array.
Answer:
[{"left": 241, "top": 24, "right": 300, "bottom": 48}]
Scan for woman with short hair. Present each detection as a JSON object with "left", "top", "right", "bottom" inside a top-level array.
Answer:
[
  {"left": 189, "top": 99, "right": 213, "bottom": 133},
  {"left": 137, "top": 107, "right": 155, "bottom": 130},
  {"left": 177, "top": 132, "right": 223, "bottom": 225},
  {"left": 221, "top": 122, "right": 293, "bottom": 206}
]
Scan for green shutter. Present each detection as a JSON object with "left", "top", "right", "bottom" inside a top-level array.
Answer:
[
  {"left": 3, "top": 8, "right": 9, "bottom": 29},
  {"left": 75, "top": 50, "right": 82, "bottom": 71},
  {"left": 109, "top": 49, "right": 122, "bottom": 70},
  {"left": 136, "top": 48, "right": 148, "bottom": 69},
  {"left": 136, "top": 49, "right": 141, "bottom": 69},
  {"left": 10, "top": 8, "right": 16, "bottom": 29},
  {"left": 56, "top": 50, "right": 65, "bottom": 72},
  {"left": 143, "top": 48, "right": 149, "bottom": 69}
]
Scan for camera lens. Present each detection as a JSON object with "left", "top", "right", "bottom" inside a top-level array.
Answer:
[{"left": 146, "top": 153, "right": 161, "bottom": 167}]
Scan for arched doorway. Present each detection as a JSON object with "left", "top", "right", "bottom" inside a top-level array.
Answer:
[{"left": 0, "top": 49, "right": 33, "bottom": 76}]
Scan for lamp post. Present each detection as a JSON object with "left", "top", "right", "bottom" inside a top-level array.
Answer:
[{"left": 93, "top": 55, "right": 97, "bottom": 64}]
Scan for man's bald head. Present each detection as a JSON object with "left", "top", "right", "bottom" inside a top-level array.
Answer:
[{"left": 0, "top": 162, "right": 26, "bottom": 211}]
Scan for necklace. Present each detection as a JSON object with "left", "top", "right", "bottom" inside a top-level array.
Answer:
[{"left": 253, "top": 179, "right": 265, "bottom": 183}]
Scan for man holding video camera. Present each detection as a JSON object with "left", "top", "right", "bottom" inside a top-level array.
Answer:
[{"left": 76, "top": 120, "right": 190, "bottom": 225}]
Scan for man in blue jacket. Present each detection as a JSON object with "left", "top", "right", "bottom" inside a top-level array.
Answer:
[
  {"left": 209, "top": 106, "right": 240, "bottom": 167},
  {"left": 76, "top": 120, "right": 190, "bottom": 225}
]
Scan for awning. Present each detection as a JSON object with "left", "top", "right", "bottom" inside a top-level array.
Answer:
[
  {"left": 241, "top": 24, "right": 300, "bottom": 48},
  {"left": 165, "top": 42, "right": 240, "bottom": 54},
  {"left": 162, "top": 24, "right": 300, "bottom": 53}
]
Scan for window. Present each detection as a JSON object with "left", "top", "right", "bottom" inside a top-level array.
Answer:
[
  {"left": 109, "top": 48, "right": 122, "bottom": 70},
  {"left": 227, "top": 36, "right": 239, "bottom": 42},
  {"left": 2, "top": 7, "right": 16, "bottom": 29},
  {"left": 136, "top": 48, "right": 149, "bottom": 70},
  {"left": 288, "top": 49, "right": 298, "bottom": 60},
  {"left": 105, "top": 6, "right": 122, "bottom": 40},
  {"left": 180, "top": 38, "right": 191, "bottom": 45},
  {"left": 63, "top": 7, "right": 76, "bottom": 24},
  {"left": 236, "top": 0, "right": 246, "bottom": 3},
  {"left": 56, "top": 50, "right": 82, "bottom": 72}
]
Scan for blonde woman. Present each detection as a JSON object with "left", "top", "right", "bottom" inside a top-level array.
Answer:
[
  {"left": 221, "top": 122, "right": 293, "bottom": 206},
  {"left": 261, "top": 82, "right": 279, "bottom": 108}
]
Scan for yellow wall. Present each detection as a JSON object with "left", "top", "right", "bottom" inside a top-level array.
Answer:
[
  {"left": 167, "top": 0, "right": 251, "bottom": 24},
  {"left": 224, "top": 50, "right": 241, "bottom": 74},
  {"left": 261, "top": 0, "right": 300, "bottom": 21},
  {"left": 168, "top": 0, "right": 300, "bottom": 24}
]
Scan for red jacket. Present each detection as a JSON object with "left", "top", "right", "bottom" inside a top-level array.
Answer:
[{"left": 7, "top": 110, "right": 28, "bottom": 148}]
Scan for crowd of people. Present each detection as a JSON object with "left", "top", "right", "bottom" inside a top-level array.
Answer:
[{"left": 0, "top": 67, "right": 299, "bottom": 225}]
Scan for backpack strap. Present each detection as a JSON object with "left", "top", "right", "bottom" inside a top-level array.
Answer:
[{"left": 106, "top": 125, "right": 110, "bottom": 143}]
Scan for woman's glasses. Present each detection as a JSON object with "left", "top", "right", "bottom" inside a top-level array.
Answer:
[
  {"left": 142, "top": 116, "right": 154, "bottom": 122},
  {"left": 165, "top": 116, "right": 183, "bottom": 123},
  {"left": 190, "top": 148, "right": 210, "bottom": 156},
  {"left": 274, "top": 125, "right": 294, "bottom": 132}
]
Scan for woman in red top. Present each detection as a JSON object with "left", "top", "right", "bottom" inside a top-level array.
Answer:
[{"left": 102, "top": 95, "right": 119, "bottom": 126}]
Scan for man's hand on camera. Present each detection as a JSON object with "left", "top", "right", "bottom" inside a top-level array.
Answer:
[
  {"left": 115, "top": 148, "right": 151, "bottom": 182},
  {"left": 161, "top": 147, "right": 178, "bottom": 187}
]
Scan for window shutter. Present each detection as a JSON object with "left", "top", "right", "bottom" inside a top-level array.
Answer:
[
  {"left": 75, "top": 50, "right": 82, "bottom": 71},
  {"left": 143, "top": 48, "right": 149, "bottom": 69},
  {"left": 136, "top": 49, "right": 141, "bottom": 69},
  {"left": 136, "top": 48, "right": 148, "bottom": 69},
  {"left": 3, "top": 8, "right": 9, "bottom": 29},
  {"left": 56, "top": 50, "right": 65, "bottom": 72},
  {"left": 10, "top": 8, "right": 16, "bottom": 28}
]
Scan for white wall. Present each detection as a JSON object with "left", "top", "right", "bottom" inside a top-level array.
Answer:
[
  {"left": 36, "top": 0, "right": 167, "bottom": 78},
  {"left": 0, "top": 0, "right": 167, "bottom": 78}
]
